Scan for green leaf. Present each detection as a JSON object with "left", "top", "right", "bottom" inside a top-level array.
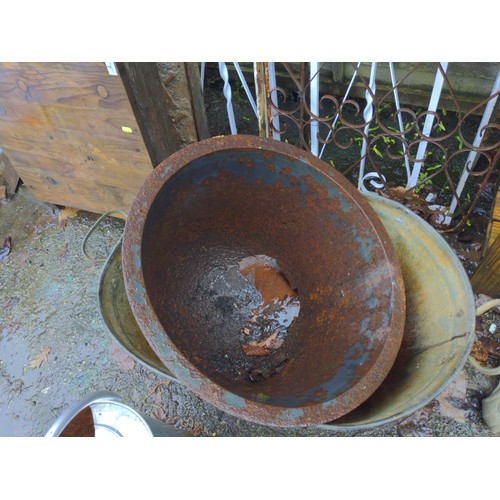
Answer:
[
  {"left": 426, "top": 164, "right": 442, "bottom": 172},
  {"left": 371, "top": 145, "right": 383, "bottom": 158}
]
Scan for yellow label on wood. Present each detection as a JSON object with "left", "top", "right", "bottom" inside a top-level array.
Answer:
[{"left": 121, "top": 126, "right": 133, "bottom": 133}]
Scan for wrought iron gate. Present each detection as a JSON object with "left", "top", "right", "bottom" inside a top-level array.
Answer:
[{"left": 201, "top": 62, "right": 500, "bottom": 234}]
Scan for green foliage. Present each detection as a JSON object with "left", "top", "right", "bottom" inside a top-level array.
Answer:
[
  {"left": 232, "top": 81, "right": 246, "bottom": 106},
  {"left": 371, "top": 144, "right": 383, "bottom": 158},
  {"left": 425, "top": 164, "right": 442, "bottom": 172},
  {"left": 414, "top": 171, "right": 433, "bottom": 194}
]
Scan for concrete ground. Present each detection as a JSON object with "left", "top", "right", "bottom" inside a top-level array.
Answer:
[{"left": 0, "top": 185, "right": 498, "bottom": 437}]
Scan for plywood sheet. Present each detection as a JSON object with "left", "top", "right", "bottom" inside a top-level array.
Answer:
[{"left": 0, "top": 62, "right": 153, "bottom": 214}]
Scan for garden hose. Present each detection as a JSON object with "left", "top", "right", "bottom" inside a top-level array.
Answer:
[{"left": 81, "top": 210, "right": 128, "bottom": 262}]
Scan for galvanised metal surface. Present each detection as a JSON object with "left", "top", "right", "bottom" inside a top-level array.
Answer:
[
  {"left": 317, "top": 193, "right": 475, "bottom": 431},
  {"left": 100, "top": 192, "right": 475, "bottom": 430},
  {"left": 98, "top": 239, "right": 177, "bottom": 382},
  {"left": 45, "top": 391, "right": 190, "bottom": 437},
  {"left": 121, "top": 135, "right": 405, "bottom": 427}
]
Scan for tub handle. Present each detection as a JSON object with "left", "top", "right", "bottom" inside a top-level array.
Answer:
[{"left": 81, "top": 210, "right": 128, "bottom": 262}]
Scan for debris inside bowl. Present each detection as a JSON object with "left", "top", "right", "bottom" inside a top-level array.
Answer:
[{"left": 238, "top": 255, "right": 300, "bottom": 357}]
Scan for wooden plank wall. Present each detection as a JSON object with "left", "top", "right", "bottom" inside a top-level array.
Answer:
[
  {"left": 0, "top": 62, "right": 154, "bottom": 214},
  {"left": 471, "top": 234, "right": 500, "bottom": 297},
  {"left": 488, "top": 189, "right": 500, "bottom": 248},
  {"left": 472, "top": 186, "right": 500, "bottom": 297}
]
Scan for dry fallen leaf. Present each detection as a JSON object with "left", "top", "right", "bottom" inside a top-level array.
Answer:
[
  {"left": 152, "top": 407, "right": 167, "bottom": 421},
  {"left": 397, "top": 400, "right": 438, "bottom": 437},
  {"left": 0, "top": 236, "right": 12, "bottom": 260},
  {"left": 57, "top": 243, "right": 68, "bottom": 258},
  {"left": 436, "top": 371, "right": 468, "bottom": 423},
  {"left": 58, "top": 207, "right": 79, "bottom": 228},
  {"left": 192, "top": 424, "right": 204, "bottom": 437},
  {"left": 471, "top": 340, "right": 489, "bottom": 365},
  {"left": 29, "top": 347, "right": 51, "bottom": 369},
  {"left": 241, "top": 344, "right": 270, "bottom": 356},
  {"left": 110, "top": 340, "right": 136, "bottom": 371}
]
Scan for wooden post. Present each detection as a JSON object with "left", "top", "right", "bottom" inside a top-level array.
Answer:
[
  {"left": 184, "top": 63, "right": 210, "bottom": 141},
  {"left": 254, "top": 62, "right": 269, "bottom": 138},
  {"left": 117, "top": 62, "right": 184, "bottom": 167},
  {"left": 471, "top": 234, "right": 500, "bottom": 297}
]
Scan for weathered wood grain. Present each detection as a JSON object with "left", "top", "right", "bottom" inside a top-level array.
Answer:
[
  {"left": 0, "top": 62, "right": 154, "bottom": 214},
  {"left": 489, "top": 190, "right": 500, "bottom": 248},
  {"left": 471, "top": 234, "right": 500, "bottom": 297},
  {"left": 185, "top": 62, "right": 210, "bottom": 141},
  {"left": 117, "top": 62, "right": 183, "bottom": 167}
]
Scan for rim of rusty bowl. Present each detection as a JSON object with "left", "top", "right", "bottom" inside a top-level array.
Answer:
[{"left": 121, "top": 135, "right": 405, "bottom": 427}]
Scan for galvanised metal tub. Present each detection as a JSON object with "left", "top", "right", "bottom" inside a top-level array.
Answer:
[{"left": 98, "top": 191, "right": 474, "bottom": 430}]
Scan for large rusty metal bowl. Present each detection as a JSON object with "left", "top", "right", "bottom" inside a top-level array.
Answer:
[{"left": 122, "top": 135, "right": 405, "bottom": 427}]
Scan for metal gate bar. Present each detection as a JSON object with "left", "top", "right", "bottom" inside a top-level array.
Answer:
[{"left": 202, "top": 62, "right": 500, "bottom": 232}]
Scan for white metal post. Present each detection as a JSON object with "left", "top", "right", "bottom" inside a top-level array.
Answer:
[
  {"left": 407, "top": 62, "right": 449, "bottom": 188},
  {"left": 310, "top": 62, "right": 320, "bottom": 156},
  {"left": 358, "top": 62, "right": 377, "bottom": 191},
  {"left": 388, "top": 62, "right": 411, "bottom": 181},
  {"left": 319, "top": 62, "right": 362, "bottom": 159},
  {"left": 448, "top": 67, "right": 500, "bottom": 217},
  {"left": 267, "top": 63, "right": 281, "bottom": 140},
  {"left": 218, "top": 62, "right": 238, "bottom": 135},
  {"left": 233, "top": 62, "right": 258, "bottom": 119}
]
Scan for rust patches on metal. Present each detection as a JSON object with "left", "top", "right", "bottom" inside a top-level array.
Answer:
[
  {"left": 239, "top": 255, "right": 297, "bottom": 308},
  {"left": 122, "top": 135, "right": 405, "bottom": 427},
  {"left": 238, "top": 255, "right": 299, "bottom": 360}
]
